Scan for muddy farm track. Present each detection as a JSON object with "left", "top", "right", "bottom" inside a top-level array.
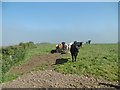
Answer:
[{"left": 2, "top": 53, "right": 119, "bottom": 88}]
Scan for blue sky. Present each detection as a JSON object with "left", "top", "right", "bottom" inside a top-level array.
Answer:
[
  {"left": 2, "top": 2, "right": 118, "bottom": 46},
  {"left": 0, "top": 2, "right": 2, "bottom": 46}
]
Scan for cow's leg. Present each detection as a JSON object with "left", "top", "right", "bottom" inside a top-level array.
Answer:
[
  {"left": 75, "top": 53, "right": 78, "bottom": 62},
  {"left": 75, "top": 55, "right": 76, "bottom": 62},
  {"left": 73, "top": 55, "right": 76, "bottom": 62},
  {"left": 72, "top": 55, "right": 74, "bottom": 62}
]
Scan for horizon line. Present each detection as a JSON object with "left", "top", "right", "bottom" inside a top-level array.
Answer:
[{"left": 1, "top": 42, "right": 118, "bottom": 47}]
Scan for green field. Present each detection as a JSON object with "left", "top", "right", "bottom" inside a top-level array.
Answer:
[
  {"left": 1, "top": 43, "right": 119, "bottom": 83},
  {"left": 54, "top": 44, "right": 118, "bottom": 81},
  {"left": 15, "top": 43, "right": 56, "bottom": 65}
]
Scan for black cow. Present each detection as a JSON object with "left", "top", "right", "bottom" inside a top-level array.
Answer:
[
  {"left": 78, "top": 42, "right": 83, "bottom": 47},
  {"left": 86, "top": 40, "right": 91, "bottom": 44},
  {"left": 51, "top": 49, "right": 57, "bottom": 54},
  {"left": 70, "top": 41, "right": 82, "bottom": 62}
]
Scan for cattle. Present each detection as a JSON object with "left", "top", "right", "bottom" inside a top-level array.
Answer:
[
  {"left": 70, "top": 41, "right": 82, "bottom": 62},
  {"left": 86, "top": 40, "right": 91, "bottom": 44},
  {"left": 56, "top": 43, "right": 63, "bottom": 53},
  {"left": 68, "top": 42, "right": 73, "bottom": 51},
  {"left": 55, "top": 42, "right": 67, "bottom": 54},
  {"left": 54, "top": 41, "right": 83, "bottom": 55},
  {"left": 51, "top": 49, "right": 57, "bottom": 54},
  {"left": 79, "top": 42, "right": 83, "bottom": 47},
  {"left": 67, "top": 41, "right": 83, "bottom": 53}
]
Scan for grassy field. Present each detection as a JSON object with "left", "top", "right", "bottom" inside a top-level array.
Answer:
[
  {"left": 54, "top": 44, "right": 118, "bottom": 81},
  {"left": 15, "top": 43, "right": 56, "bottom": 65},
  {"left": 1, "top": 43, "right": 119, "bottom": 83}
]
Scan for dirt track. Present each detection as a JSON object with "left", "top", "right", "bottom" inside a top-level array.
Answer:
[
  {"left": 2, "top": 53, "right": 119, "bottom": 88},
  {"left": 9, "top": 53, "right": 61, "bottom": 74},
  {"left": 3, "top": 70, "right": 118, "bottom": 88}
]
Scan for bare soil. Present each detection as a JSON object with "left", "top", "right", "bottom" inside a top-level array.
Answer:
[
  {"left": 8, "top": 53, "right": 61, "bottom": 74},
  {"left": 2, "top": 53, "right": 119, "bottom": 88}
]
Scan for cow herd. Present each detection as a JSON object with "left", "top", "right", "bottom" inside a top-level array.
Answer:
[{"left": 51, "top": 40, "right": 91, "bottom": 62}]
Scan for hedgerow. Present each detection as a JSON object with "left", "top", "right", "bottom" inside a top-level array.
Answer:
[{"left": 1, "top": 42, "right": 36, "bottom": 77}]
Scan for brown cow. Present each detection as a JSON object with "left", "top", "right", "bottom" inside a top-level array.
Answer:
[{"left": 56, "top": 42, "right": 67, "bottom": 53}]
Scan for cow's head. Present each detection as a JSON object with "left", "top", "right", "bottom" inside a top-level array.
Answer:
[
  {"left": 73, "top": 41, "right": 83, "bottom": 49},
  {"left": 76, "top": 42, "right": 83, "bottom": 47}
]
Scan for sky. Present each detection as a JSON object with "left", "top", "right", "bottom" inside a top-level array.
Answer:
[
  {"left": 2, "top": 2, "right": 118, "bottom": 46},
  {"left": 0, "top": 2, "right": 2, "bottom": 47},
  {"left": 2, "top": 0, "right": 120, "bottom": 2}
]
